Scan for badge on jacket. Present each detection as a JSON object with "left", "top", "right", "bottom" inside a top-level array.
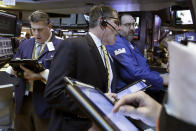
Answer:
[
  {"left": 47, "top": 42, "right": 55, "bottom": 51},
  {"left": 114, "top": 48, "right": 126, "bottom": 55}
]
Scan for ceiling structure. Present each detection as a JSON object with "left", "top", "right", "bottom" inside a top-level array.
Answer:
[{"left": 0, "top": 0, "right": 188, "bottom": 14}]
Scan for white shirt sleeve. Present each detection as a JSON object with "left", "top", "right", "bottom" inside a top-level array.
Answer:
[
  {"left": 39, "top": 69, "right": 49, "bottom": 84},
  {"left": 5, "top": 66, "right": 13, "bottom": 75}
]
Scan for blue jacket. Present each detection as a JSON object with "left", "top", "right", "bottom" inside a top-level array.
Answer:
[
  {"left": 106, "top": 35, "right": 163, "bottom": 91},
  {"left": 14, "top": 34, "right": 62, "bottom": 118}
]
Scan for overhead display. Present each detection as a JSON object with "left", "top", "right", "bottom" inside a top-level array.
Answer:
[
  {"left": 0, "top": 12, "right": 16, "bottom": 36},
  {"left": 176, "top": 10, "right": 193, "bottom": 25}
]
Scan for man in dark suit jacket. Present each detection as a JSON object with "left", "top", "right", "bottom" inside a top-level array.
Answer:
[
  {"left": 44, "top": 5, "right": 120, "bottom": 131},
  {"left": 6, "top": 11, "right": 62, "bottom": 131}
]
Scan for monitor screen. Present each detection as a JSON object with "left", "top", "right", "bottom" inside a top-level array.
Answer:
[
  {"left": 0, "top": 12, "right": 16, "bottom": 36},
  {"left": 0, "top": 37, "right": 13, "bottom": 58},
  {"left": 174, "top": 32, "right": 196, "bottom": 42},
  {"left": 133, "top": 17, "right": 140, "bottom": 40},
  {"left": 185, "top": 32, "right": 196, "bottom": 42},
  {"left": 50, "top": 18, "right": 60, "bottom": 27},
  {"left": 61, "top": 14, "right": 76, "bottom": 27},
  {"left": 77, "top": 14, "right": 88, "bottom": 25},
  {"left": 174, "top": 34, "right": 185, "bottom": 42},
  {"left": 117, "top": 80, "right": 149, "bottom": 99},
  {"left": 176, "top": 10, "right": 193, "bottom": 25}
]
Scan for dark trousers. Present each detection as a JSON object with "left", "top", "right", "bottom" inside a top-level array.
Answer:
[{"left": 14, "top": 95, "right": 50, "bottom": 131}]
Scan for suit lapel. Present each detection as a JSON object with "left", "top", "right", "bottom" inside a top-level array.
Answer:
[
  {"left": 39, "top": 44, "right": 49, "bottom": 59},
  {"left": 85, "top": 34, "right": 108, "bottom": 89}
]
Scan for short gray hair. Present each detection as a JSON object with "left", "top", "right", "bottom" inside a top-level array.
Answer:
[
  {"left": 28, "top": 10, "right": 50, "bottom": 25},
  {"left": 89, "top": 4, "right": 117, "bottom": 28}
]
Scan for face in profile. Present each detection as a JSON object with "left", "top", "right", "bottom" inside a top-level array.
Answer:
[
  {"left": 120, "top": 15, "right": 135, "bottom": 40},
  {"left": 101, "top": 11, "right": 120, "bottom": 45},
  {"left": 31, "top": 21, "right": 51, "bottom": 44}
]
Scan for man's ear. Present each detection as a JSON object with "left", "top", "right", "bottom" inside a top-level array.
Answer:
[
  {"left": 98, "top": 17, "right": 106, "bottom": 30},
  {"left": 48, "top": 23, "right": 52, "bottom": 29}
]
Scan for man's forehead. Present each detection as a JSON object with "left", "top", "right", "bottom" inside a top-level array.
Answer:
[
  {"left": 31, "top": 21, "right": 48, "bottom": 29},
  {"left": 121, "top": 15, "right": 135, "bottom": 23},
  {"left": 112, "top": 11, "right": 118, "bottom": 18}
]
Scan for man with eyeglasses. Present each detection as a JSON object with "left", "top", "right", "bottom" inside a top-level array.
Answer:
[
  {"left": 45, "top": 5, "right": 120, "bottom": 131},
  {"left": 106, "top": 14, "right": 164, "bottom": 97}
]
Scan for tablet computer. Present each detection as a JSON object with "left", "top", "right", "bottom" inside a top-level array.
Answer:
[
  {"left": 117, "top": 79, "right": 151, "bottom": 99},
  {"left": 9, "top": 59, "right": 45, "bottom": 77},
  {"left": 63, "top": 77, "right": 141, "bottom": 131}
]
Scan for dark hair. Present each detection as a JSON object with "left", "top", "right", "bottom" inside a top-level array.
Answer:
[
  {"left": 28, "top": 10, "right": 50, "bottom": 25},
  {"left": 89, "top": 4, "right": 117, "bottom": 28}
]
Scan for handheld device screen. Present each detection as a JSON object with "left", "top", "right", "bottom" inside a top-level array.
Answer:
[
  {"left": 78, "top": 86, "right": 139, "bottom": 131},
  {"left": 117, "top": 80, "right": 150, "bottom": 99}
]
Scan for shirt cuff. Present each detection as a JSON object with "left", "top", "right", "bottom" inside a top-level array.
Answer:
[
  {"left": 6, "top": 66, "right": 13, "bottom": 75},
  {"left": 40, "top": 69, "right": 49, "bottom": 84}
]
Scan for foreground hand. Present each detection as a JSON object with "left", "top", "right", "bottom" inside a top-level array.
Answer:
[
  {"left": 113, "top": 91, "right": 162, "bottom": 127},
  {"left": 105, "top": 93, "right": 118, "bottom": 103},
  {"left": 20, "top": 65, "right": 43, "bottom": 81}
]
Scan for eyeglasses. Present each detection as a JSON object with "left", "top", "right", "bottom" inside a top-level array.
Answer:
[
  {"left": 123, "top": 23, "right": 136, "bottom": 27},
  {"left": 106, "top": 17, "right": 120, "bottom": 26}
]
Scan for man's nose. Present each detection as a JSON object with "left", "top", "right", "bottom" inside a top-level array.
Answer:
[
  {"left": 34, "top": 30, "right": 39, "bottom": 36},
  {"left": 33, "top": 29, "right": 37, "bottom": 34},
  {"left": 130, "top": 26, "right": 135, "bottom": 32}
]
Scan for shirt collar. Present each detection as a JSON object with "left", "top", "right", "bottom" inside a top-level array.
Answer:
[{"left": 89, "top": 32, "right": 102, "bottom": 48}]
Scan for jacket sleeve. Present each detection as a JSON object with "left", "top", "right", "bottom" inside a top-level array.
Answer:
[
  {"left": 44, "top": 39, "right": 81, "bottom": 114},
  {"left": 107, "top": 39, "right": 163, "bottom": 90}
]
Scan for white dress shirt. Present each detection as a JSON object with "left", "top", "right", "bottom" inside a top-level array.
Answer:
[{"left": 89, "top": 32, "right": 113, "bottom": 92}]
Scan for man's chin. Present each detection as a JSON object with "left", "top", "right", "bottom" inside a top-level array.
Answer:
[{"left": 127, "top": 35, "right": 134, "bottom": 41}]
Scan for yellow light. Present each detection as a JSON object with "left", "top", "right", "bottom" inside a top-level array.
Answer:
[
  {"left": 0, "top": 4, "right": 7, "bottom": 7},
  {"left": 0, "top": 1, "right": 8, "bottom": 8},
  {"left": 0, "top": 10, "right": 6, "bottom": 12}
]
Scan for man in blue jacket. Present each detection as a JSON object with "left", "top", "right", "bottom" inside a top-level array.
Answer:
[
  {"left": 106, "top": 14, "right": 163, "bottom": 91},
  {"left": 6, "top": 11, "right": 62, "bottom": 131}
]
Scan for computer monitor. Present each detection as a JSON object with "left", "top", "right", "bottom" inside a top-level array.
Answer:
[
  {"left": 61, "top": 14, "right": 77, "bottom": 27},
  {"left": 189, "top": 0, "right": 196, "bottom": 32},
  {"left": 185, "top": 31, "right": 196, "bottom": 42},
  {"left": 0, "top": 12, "right": 16, "bottom": 37},
  {"left": 174, "top": 33, "right": 185, "bottom": 42},
  {"left": 0, "top": 37, "right": 13, "bottom": 58},
  {"left": 77, "top": 14, "right": 88, "bottom": 25},
  {"left": 176, "top": 10, "right": 193, "bottom": 25},
  {"left": 133, "top": 17, "right": 140, "bottom": 40},
  {"left": 0, "top": 37, "right": 14, "bottom": 68},
  {"left": 0, "top": 84, "right": 13, "bottom": 128},
  {"left": 50, "top": 18, "right": 61, "bottom": 27}
]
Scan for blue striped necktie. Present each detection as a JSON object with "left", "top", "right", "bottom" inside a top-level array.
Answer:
[{"left": 34, "top": 44, "right": 42, "bottom": 59}]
